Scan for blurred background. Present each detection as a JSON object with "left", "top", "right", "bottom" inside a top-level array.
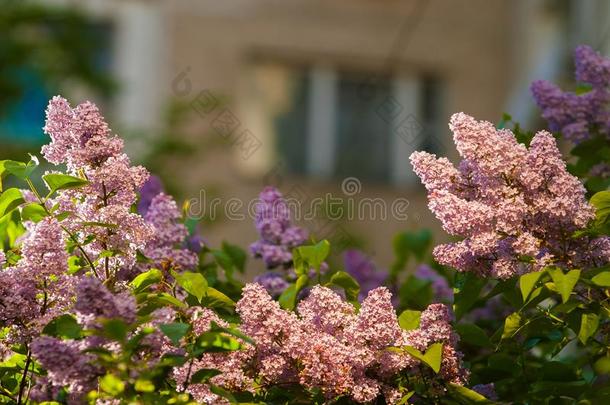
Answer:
[{"left": 2, "top": 0, "right": 610, "bottom": 271}]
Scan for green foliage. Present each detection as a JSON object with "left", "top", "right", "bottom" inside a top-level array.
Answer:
[
  {"left": 454, "top": 273, "right": 486, "bottom": 319},
  {"left": 398, "top": 310, "right": 421, "bottom": 331},
  {"left": 328, "top": 271, "right": 360, "bottom": 304},
  {"left": 547, "top": 267, "right": 581, "bottom": 303},
  {"left": 172, "top": 270, "right": 208, "bottom": 303},
  {"left": 42, "top": 173, "right": 88, "bottom": 194},
  {"left": 403, "top": 343, "right": 443, "bottom": 373},
  {"left": 0, "top": 1, "right": 115, "bottom": 117},
  {"left": 42, "top": 314, "right": 82, "bottom": 339}
]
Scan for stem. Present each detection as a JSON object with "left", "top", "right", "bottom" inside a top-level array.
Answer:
[{"left": 16, "top": 350, "right": 32, "bottom": 405}]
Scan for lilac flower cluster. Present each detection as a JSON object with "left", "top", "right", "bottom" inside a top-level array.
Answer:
[
  {"left": 0, "top": 218, "right": 74, "bottom": 348},
  {"left": 410, "top": 113, "right": 610, "bottom": 279},
  {"left": 43, "top": 96, "right": 153, "bottom": 277},
  {"left": 250, "top": 187, "right": 308, "bottom": 268},
  {"left": 531, "top": 45, "right": 610, "bottom": 143},
  {"left": 252, "top": 271, "right": 289, "bottom": 297},
  {"left": 30, "top": 277, "right": 135, "bottom": 403},
  {"left": 30, "top": 337, "right": 101, "bottom": 403},
  {"left": 140, "top": 192, "right": 198, "bottom": 273},
  {"left": 343, "top": 249, "right": 388, "bottom": 301},
  {"left": 235, "top": 283, "right": 466, "bottom": 403},
  {"left": 169, "top": 284, "right": 467, "bottom": 404}
]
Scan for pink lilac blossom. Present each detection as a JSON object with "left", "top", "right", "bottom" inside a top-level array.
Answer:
[
  {"left": 226, "top": 283, "right": 467, "bottom": 403},
  {"left": 410, "top": 112, "right": 608, "bottom": 279},
  {"left": 172, "top": 307, "right": 254, "bottom": 405},
  {"left": 19, "top": 217, "right": 68, "bottom": 279},
  {"left": 140, "top": 193, "right": 198, "bottom": 272},
  {"left": 42, "top": 96, "right": 153, "bottom": 280},
  {"left": 531, "top": 45, "right": 610, "bottom": 143}
]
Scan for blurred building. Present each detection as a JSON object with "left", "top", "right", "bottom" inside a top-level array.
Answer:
[{"left": 7, "top": 0, "right": 610, "bottom": 268}]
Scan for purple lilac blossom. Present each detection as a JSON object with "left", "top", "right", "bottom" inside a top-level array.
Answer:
[
  {"left": 410, "top": 112, "right": 610, "bottom": 279},
  {"left": 472, "top": 383, "right": 498, "bottom": 400},
  {"left": 343, "top": 249, "right": 388, "bottom": 300},
  {"left": 140, "top": 193, "right": 198, "bottom": 272},
  {"left": 253, "top": 272, "right": 290, "bottom": 297},
  {"left": 531, "top": 45, "right": 610, "bottom": 143},
  {"left": 415, "top": 264, "right": 453, "bottom": 302},
  {"left": 250, "top": 186, "right": 308, "bottom": 268},
  {"left": 138, "top": 174, "right": 164, "bottom": 215}
]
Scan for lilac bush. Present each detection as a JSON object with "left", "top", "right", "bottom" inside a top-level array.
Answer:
[
  {"left": 0, "top": 96, "right": 476, "bottom": 404},
  {"left": 2, "top": 44, "right": 610, "bottom": 404}
]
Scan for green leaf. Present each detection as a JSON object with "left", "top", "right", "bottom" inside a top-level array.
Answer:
[
  {"left": 196, "top": 332, "right": 241, "bottom": 353},
  {"left": 203, "top": 287, "right": 235, "bottom": 310},
  {"left": 159, "top": 322, "right": 191, "bottom": 346},
  {"left": 591, "top": 190, "right": 610, "bottom": 225},
  {"left": 390, "top": 229, "right": 432, "bottom": 275},
  {"left": 190, "top": 368, "right": 222, "bottom": 384},
  {"left": 399, "top": 275, "right": 433, "bottom": 309},
  {"left": 221, "top": 241, "right": 246, "bottom": 273},
  {"left": 212, "top": 249, "right": 236, "bottom": 281},
  {"left": 172, "top": 271, "right": 208, "bottom": 303},
  {"left": 328, "top": 271, "right": 360, "bottom": 303},
  {"left": 43, "top": 173, "right": 88, "bottom": 193},
  {"left": 456, "top": 323, "right": 492, "bottom": 347},
  {"left": 279, "top": 285, "right": 297, "bottom": 310},
  {"left": 100, "top": 374, "right": 125, "bottom": 396},
  {"left": 454, "top": 273, "right": 486, "bottom": 319},
  {"left": 398, "top": 310, "right": 421, "bottom": 331},
  {"left": 135, "top": 379, "right": 155, "bottom": 393},
  {"left": 130, "top": 269, "right": 162, "bottom": 292},
  {"left": 0, "top": 158, "right": 38, "bottom": 182},
  {"left": 448, "top": 383, "right": 493, "bottom": 403},
  {"left": 396, "top": 391, "right": 415, "bottom": 405},
  {"left": 547, "top": 267, "right": 581, "bottom": 303},
  {"left": 209, "top": 385, "right": 237, "bottom": 403},
  {"left": 42, "top": 315, "right": 82, "bottom": 339},
  {"left": 0, "top": 188, "right": 24, "bottom": 218},
  {"left": 20, "top": 203, "right": 48, "bottom": 222},
  {"left": 578, "top": 313, "right": 600, "bottom": 344},
  {"left": 100, "top": 319, "right": 129, "bottom": 341},
  {"left": 294, "top": 240, "right": 330, "bottom": 274},
  {"left": 403, "top": 342, "right": 443, "bottom": 373},
  {"left": 592, "top": 271, "right": 610, "bottom": 287},
  {"left": 519, "top": 270, "right": 544, "bottom": 302},
  {"left": 209, "top": 322, "right": 255, "bottom": 345},
  {"left": 502, "top": 312, "right": 522, "bottom": 339},
  {"left": 147, "top": 292, "right": 187, "bottom": 309}
]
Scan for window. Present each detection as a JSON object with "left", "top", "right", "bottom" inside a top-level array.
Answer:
[{"left": 268, "top": 64, "right": 444, "bottom": 185}]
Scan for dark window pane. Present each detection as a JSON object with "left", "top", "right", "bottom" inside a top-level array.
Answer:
[
  {"left": 335, "top": 73, "right": 392, "bottom": 182},
  {"left": 275, "top": 70, "right": 309, "bottom": 174},
  {"left": 418, "top": 76, "right": 443, "bottom": 155}
]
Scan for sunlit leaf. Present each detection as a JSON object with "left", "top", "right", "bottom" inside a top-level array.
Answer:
[
  {"left": 578, "top": 313, "right": 599, "bottom": 344},
  {"left": 398, "top": 310, "right": 421, "bottom": 331},
  {"left": 547, "top": 267, "right": 581, "bottom": 303},
  {"left": 403, "top": 343, "right": 443, "bottom": 373}
]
